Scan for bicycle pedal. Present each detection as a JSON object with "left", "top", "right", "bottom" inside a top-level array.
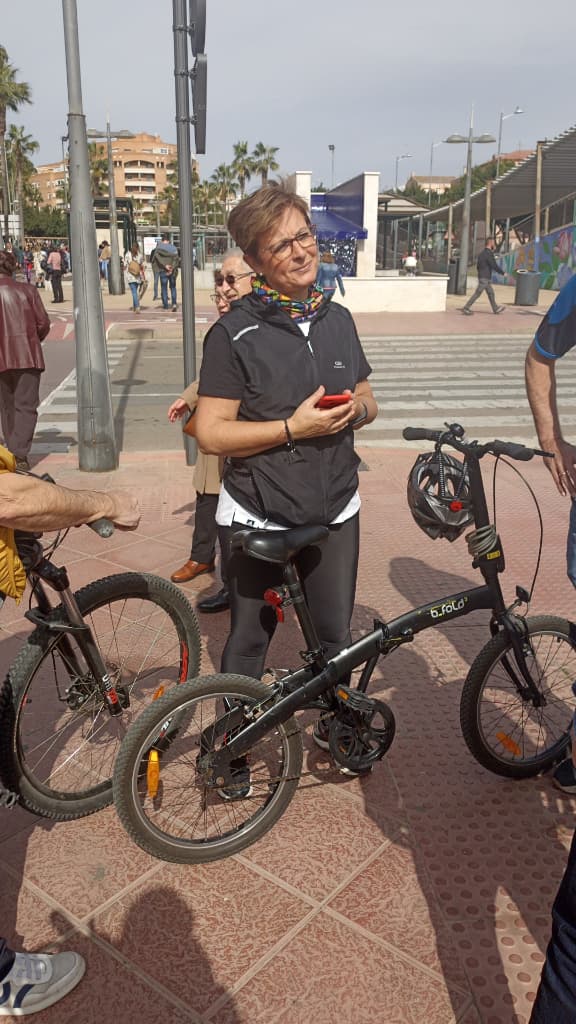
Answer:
[{"left": 334, "top": 686, "right": 376, "bottom": 713}]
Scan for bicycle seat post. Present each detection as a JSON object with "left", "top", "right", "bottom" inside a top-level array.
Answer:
[{"left": 282, "top": 560, "right": 327, "bottom": 669}]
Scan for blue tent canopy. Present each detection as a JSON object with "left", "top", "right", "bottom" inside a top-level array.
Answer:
[{"left": 312, "top": 208, "right": 368, "bottom": 240}]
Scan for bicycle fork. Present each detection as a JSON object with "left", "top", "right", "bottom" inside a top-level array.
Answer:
[{"left": 26, "top": 562, "right": 125, "bottom": 717}]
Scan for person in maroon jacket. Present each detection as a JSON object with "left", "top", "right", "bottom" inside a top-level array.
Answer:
[{"left": 0, "top": 248, "right": 50, "bottom": 471}]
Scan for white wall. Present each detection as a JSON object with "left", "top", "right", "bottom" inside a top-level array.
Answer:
[
  {"left": 334, "top": 275, "right": 448, "bottom": 313},
  {"left": 355, "top": 171, "right": 379, "bottom": 279}
]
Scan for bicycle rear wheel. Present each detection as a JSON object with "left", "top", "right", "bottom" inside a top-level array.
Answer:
[
  {"left": 0, "top": 573, "right": 201, "bottom": 819},
  {"left": 113, "top": 674, "right": 302, "bottom": 864},
  {"left": 460, "top": 615, "right": 575, "bottom": 778}
]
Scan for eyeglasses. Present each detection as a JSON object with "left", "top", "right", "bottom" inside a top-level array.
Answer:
[
  {"left": 265, "top": 225, "right": 317, "bottom": 260},
  {"left": 214, "top": 270, "right": 253, "bottom": 287}
]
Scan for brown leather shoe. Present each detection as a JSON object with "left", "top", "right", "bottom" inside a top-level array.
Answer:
[{"left": 170, "top": 560, "right": 215, "bottom": 583}]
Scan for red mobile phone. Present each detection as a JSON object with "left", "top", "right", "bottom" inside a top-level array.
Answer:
[{"left": 317, "top": 393, "right": 351, "bottom": 409}]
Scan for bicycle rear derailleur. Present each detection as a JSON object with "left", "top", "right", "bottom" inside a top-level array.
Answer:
[{"left": 328, "top": 687, "right": 396, "bottom": 774}]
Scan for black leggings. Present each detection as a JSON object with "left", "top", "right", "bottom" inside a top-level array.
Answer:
[{"left": 218, "top": 514, "right": 360, "bottom": 678}]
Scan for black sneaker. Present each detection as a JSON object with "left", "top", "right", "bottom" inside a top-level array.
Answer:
[
  {"left": 217, "top": 757, "right": 252, "bottom": 801},
  {"left": 312, "top": 716, "right": 331, "bottom": 751},
  {"left": 460, "top": 308, "right": 473, "bottom": 316},
  {"left": 553, "top": 758, "right": 576, "bottom": 794}
]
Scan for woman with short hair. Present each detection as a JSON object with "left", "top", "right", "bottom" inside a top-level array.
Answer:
[{"left": 196, "top": 183, "right": 377, "bottom": 775}]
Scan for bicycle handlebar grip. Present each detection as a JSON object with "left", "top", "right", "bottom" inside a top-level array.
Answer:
[
  {"left": 402, "top": 427, "right": 442, "bottom": 442},
  {"left": 492, "top": 440, "right": 534, "bottom": 462},
  {"left": 88, "top": 518, "right": 115, "bottom": 538}
]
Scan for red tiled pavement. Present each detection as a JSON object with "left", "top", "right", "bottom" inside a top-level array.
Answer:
[{"left": 1, "top": 443, "right": 575, "bottom": 1024}]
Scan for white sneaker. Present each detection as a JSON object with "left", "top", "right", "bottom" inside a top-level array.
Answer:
[{"left": 0, "top": 951, "right": 85, "bottom": 1016}]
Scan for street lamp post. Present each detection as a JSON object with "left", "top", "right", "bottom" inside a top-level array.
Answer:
[
  {"left": 496, "top": 105, "right": 523, "bottom": 179},
  {"left": 62, "top": 0, "right": 117, "bottom": 471},
  {"left": 444, "top": 112, "right": 495, "bottom": 295},
  {"left": 87, "top": 125, "right": 134, "bottom": 295},
  {"left": 394, "top": 153, "right": 411, "bottom": 192},
  {"left": 428, "top": 141, "right": 441, "bottom": 207},
  {"left": 328, "top": 144, "right": 335, "bottom": 189}
]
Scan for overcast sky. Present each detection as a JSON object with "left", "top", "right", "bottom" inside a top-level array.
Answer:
[{"left": 3, "top": 1, "right": 574, "bottom": 192}]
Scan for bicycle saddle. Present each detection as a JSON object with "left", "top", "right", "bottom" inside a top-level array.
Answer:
[{"left": 231, "top": 525, "right": 329, "bottom": 564}]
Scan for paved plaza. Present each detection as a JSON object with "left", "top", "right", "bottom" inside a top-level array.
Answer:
[{"left": 1, "top": 282, "right": 575, "bottom": 1023}]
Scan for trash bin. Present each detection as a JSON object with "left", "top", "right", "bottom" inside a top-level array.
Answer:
[
  {"left": 514, "top": 270, "right": 540, "bottom": 306},
  {"left": 447, "top": 258, "right": 459, "bottom": 295}
]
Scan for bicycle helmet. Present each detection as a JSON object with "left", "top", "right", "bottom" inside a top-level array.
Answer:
[{"left": 407, "top": 450, "right": 474, "bottom": 541}]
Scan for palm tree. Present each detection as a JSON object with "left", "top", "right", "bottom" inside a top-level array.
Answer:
[
  {"left": 6, "top": 124, "right": 38, "bottom": 240},
  {"left": 159, "top": 183, "right": 179, "bottom": 227},
  {"left": 210, "top": 163, "right": 238, "bottom": 213},
  {"left": 0, "top": 47, "right": 31, "bottom": 239},
  {"left": 252, "top": 142, "right": 280, "bottom": 185},
  {"left": 232, "top": 141, "right": 253, "bottom": 197}
]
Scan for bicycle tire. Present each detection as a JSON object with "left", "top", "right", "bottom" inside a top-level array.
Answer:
[
  {"left": 113, "top": 674, "right": 302, "bottom": 864},
  {"left": 0, "top": 572, "right": 201, "bottom": 820},
  {"left": 460, "top": 615, "right": 575, "bottom": 778}
]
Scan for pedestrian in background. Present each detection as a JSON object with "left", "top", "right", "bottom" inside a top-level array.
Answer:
[
  {"left": 461, "top": 237, "right": 505, "bottom": 315},
  {"left": 151, "top": 233, "right": 179, "bottom": 311},
  {"left": 0, "top": 248, "right": 50, "bottom": 471},
  {"left": 124, "top": 243, "right": 145, "bottom": 314},
  {"left": 168, "top": 250, "right": 253, "bottom": 613},
  {"left": 98, "top": 240, "right": 111, "bottom": 282},
  {"left": 316, "top": 251, "right": 345, "bottom": 298},
  {"left": 46, "top": 245, "right": 64, "bottom": 303}
]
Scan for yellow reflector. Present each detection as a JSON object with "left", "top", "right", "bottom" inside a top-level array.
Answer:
[
  {"left": 147, "top": 750, "right": 160, "bottom": 798},
  {"left": 152, "top": 685, "right": 165, "bottom": 701},
  {"left": 496, "top": 731, "right": 521, "bottom": 757}
]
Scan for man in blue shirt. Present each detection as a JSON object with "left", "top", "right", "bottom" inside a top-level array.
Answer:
[{"left": 525, "top": 274, "right": 576, "bottom": 1023}]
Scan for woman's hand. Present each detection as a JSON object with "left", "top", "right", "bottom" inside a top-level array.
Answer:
[
  {"left": 168, "top": 398, "right": 190, "bottom": 422},
  {"left": 288, "top": 387, "right": 356, "bottom": 439}
]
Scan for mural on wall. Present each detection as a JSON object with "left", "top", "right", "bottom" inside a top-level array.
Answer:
[{"left": 499, "top": 225, "right": 576, "bottom": 290}]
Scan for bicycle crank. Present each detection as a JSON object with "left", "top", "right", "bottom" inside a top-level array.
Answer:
[{"left": 328, "top": 687, "right": 396, "bottom": 773}]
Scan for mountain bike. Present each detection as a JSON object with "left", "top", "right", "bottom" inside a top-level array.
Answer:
[
  {"left": 0, "top": 495, "right": 201, "bottom": 821},
  {"left": 112, "top": 424, "right": 575, "bottom": 864}
]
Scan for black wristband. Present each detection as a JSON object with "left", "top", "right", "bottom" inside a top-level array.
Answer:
[{"left": 284, "top": 418, "right": 296, "bottom": 453}]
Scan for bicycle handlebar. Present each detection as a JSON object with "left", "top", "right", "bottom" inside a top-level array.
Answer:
[
  {"left": 402, "top": 425, "right": 541, "bottom": 463},
  {"left": 88, "top": 518, "right": 115, "bottom": 538}
]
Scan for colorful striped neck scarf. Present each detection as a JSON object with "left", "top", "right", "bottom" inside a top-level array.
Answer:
[{"left": 251, "top": 274, "right": 325, "bottom": 322}]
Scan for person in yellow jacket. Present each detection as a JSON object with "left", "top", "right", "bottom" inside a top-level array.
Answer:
[
  {"left": 0, "top": 451, "right": 139, "bottom": 1016},
  {"left": 167, "top": 251, "right": 253, "bottom": 612}
]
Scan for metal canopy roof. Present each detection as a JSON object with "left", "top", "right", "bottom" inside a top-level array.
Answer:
[{"left": 424, "top": 124, "right": 576, "bottom": 223}]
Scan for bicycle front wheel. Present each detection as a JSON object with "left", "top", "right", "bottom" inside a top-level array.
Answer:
[
  {"left": 113, "top": 674, "right": 303, "bottom": 864},
  {"left": 0, "top": 573, "right": 201, "bottom": 819},
  {"left": 460, "top": 615, "right": 575, "bottom": 778}
]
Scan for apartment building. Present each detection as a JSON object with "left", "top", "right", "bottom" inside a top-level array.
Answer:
[{"left": 31, "top": 132, "right": 195, "bottom": 217}]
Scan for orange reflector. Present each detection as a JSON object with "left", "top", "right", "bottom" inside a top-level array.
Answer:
[
  {"left": 147, "top": 750, "right": 160, "bottom": 798},
  {"left": 152, "top": 685, "right": 165, "bottom": 701},
  {"left": 496, "top": 731, "right": 521, "bottom": 757},
  {"left": 336, "top": 688, "right": 349, "bottom": 701}
]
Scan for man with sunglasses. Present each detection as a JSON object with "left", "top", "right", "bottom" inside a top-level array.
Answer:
[{"left": 168, "top": 250, "right": 253, "bottom": 612}]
